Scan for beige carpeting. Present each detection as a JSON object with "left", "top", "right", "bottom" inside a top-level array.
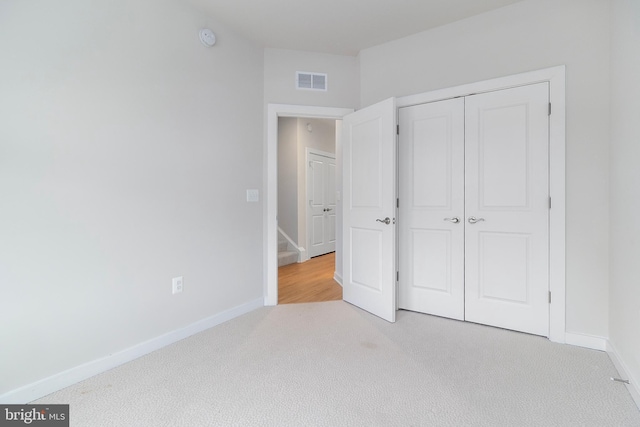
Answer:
[{"left": 35, "top": 301, "right": 640, "bottom": 426}]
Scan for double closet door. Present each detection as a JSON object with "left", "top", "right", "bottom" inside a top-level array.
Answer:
[{"left": 398, "top": 83, "right": 550, "bottom": 336}]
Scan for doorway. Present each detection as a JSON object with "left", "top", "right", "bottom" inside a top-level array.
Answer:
[
  {"left": 277, "top": 118, "right": 337, "bottom": 263},
  {"left": 277, "top": 117, "right": 339, "bottom": 303},
  {"left": 265, "top": 105, "right": 354, "bottom": 306}
]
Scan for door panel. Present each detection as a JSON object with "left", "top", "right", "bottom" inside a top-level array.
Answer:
[
  {"left": 480, "top": 105, "right": 530, "bottom": 208},
  {"left": 351, "top": 228, "right": 383, "bottom": 291},
  {"left": 343, "top": 98, "right": 396, "bottom": 322},
  {"left": 478, "top": 232, "right": 530, "bottom": 303},
  {"left": 311, "top": 217, "right": 323, "bottom": 245},
  {"left": 398, "top": 98, "right": 465, "bottom": 320},
  {"left": 351, "top": 123, "right": 382, "bottom": 208},
  {"left": 410, "top": 229, "right": 451, "bottom": 292},
  {"left": 465, "top": 82, "right": 550, "bottom": 336}
]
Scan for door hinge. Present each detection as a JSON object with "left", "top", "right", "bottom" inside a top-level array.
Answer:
[
  {"left": 549, "top": 291, "right": 552, "bottom": 304},
  {"left": 548, "top": 103, "right": 552, "bottom": 116},
  {"left": 549, "top": 197, "right": 552, "bottom": 209},
  {"left": 397, "top": 198, "right": 399, "bottom": 208},
  {"left": 396, "top": 271, "right": 399, "bottom": 282},
  {"left": 396, "top": 124, "right": 400, "bottom": 135}
]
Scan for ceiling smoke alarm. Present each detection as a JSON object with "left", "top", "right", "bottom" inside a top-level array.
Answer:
[{"left": 199, "top": 29, "right": 216, "bottom": 47}]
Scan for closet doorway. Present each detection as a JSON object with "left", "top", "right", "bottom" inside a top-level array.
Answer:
[{"left": 398, "top": 83, "right": 550, "bottom": 336}]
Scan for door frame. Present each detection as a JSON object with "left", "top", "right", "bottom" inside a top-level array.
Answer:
[
  {"left": 306, "top": 148, "right": 337, "bottom": 260},
  {"left": 396, "top": 66, "right": 566, "bottom": 343},
  {"left": 264, "top": 105, "right": 354, "bottom": 306}
]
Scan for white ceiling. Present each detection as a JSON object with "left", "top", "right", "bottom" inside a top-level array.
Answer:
[{"left": 188, "top": 0, "right": 525, "bottom": 56}]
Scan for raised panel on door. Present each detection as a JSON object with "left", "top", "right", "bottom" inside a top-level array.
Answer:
[
  {"left": 343, "top": 98, "right": 396, "bottom": 322},
  {"left": 398, "top": 98, "right": 465, "bottom": 320},
  {"left": 464, "top": 82, "right": 550, "bottom": 336}
]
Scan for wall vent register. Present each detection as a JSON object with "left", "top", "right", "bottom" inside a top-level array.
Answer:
[{"left": 296, "top": 72, "right": 328, "bottom": 91}]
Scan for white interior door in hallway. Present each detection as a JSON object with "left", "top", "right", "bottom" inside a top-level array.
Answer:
[
  {"left": 307, "top": 151, "right": 337, "bottom": 258},
  {"left": 398, "top": 83, "right": 550, "bottom": 336}
]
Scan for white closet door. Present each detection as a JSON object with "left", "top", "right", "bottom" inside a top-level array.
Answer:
[
  {"left": 398, "top": 98, "right": 465, "bottom": 320},
  {"left": 342, "top": 98, "right": 397, "bottom": 322},
  {"left": 464, "top": 83, "right": 550, "bottom": 336}
]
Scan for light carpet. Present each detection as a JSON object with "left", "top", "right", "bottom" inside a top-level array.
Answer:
[{"left": 34, "top": 301, "right": 640, "bottom": 426}]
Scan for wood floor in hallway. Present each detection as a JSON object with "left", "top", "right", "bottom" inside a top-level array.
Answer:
[{"left": 278, "top": 252, "right": 342, "bottom": 304}]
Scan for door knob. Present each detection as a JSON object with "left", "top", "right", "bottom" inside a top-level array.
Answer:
[
  {"left": 376, "top": 217, "right": 391, "bottom": 225},
  {"left": 468, "top": 216, "right": 485, "bottom": 224},
  {"left": 323, "top": 208, "right": 333, "bottom": 212},
  {"left": 444, "top": 217, "right": 460, "bottom": 224}
]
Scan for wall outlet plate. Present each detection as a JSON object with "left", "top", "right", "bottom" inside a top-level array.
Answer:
[{"left": 172, "top": 276, "right": 183, "bottom": 294}]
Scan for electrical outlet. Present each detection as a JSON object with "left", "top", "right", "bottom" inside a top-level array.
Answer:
[{"left": 172, "top": 276, "right": 183, "bottom": 294}]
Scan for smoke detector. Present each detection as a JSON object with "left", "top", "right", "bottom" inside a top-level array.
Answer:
[{"left": 199, "top": 29, "right": 216, "bottom": 47}]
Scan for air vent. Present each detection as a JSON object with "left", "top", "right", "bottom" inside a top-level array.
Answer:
[{"left": 296, "top": 72, "right": 328, "bottom": 91}]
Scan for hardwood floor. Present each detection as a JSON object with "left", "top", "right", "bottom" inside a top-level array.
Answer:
[{"left": 278, "top": 252, "right": 342, "bottom": 304}]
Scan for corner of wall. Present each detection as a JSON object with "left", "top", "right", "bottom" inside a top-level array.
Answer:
[{"left": 607, "top": 340, "right": 640, "bottom": 410}]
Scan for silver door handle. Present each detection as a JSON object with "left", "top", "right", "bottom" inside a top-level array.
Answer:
[
  {"left": 444, "top": 217, "right": 460, "bottom": 224},
  {"left": 376, "top": 217, "right": 391, "bottom": 225},
  {"left": 468, "top": 216, "right": 485, "bottom": 224}
]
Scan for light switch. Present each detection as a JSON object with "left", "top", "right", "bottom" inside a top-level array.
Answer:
[{"left": 247, "top": 189, "right": 259, "bottom": 202}]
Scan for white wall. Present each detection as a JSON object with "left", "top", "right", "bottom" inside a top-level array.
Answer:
[
  {"left": 278, "top": 118, "right": 298, "bottom": 241},
  {"left": 0, "top": 0, "right": 264, "bottom": 396},
  {"left": 609, "top": 0, "right": 640, "bottom": 394},
  {"left": 359, "top": 0, "right": 611, "bottom": 338},
  {"left": 264, "top": 48, "right": 360, "bottom": 109}
]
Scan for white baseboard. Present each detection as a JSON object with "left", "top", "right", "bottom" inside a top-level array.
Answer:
[
  {"left": 299, "top": 247, "right": 308, "bottom": 263},
  {"left": 606, "top": 341, "right": 640, "bottom": 410},
  {"left": 564, "top": 332, "right": 608, "bottom": 351},
  {"left": 0, "top": 298, "right": 264, "bottom": 404},
  {"left": 564, "top": 332, "right": 639, "bottom": 410},
  {"left": 333, "top": 272, "right": 343, "bottom": 287}
]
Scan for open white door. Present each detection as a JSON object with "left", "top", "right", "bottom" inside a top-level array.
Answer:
[{"left": 342, "top": 98, "right": 397, "bottom": 322}]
